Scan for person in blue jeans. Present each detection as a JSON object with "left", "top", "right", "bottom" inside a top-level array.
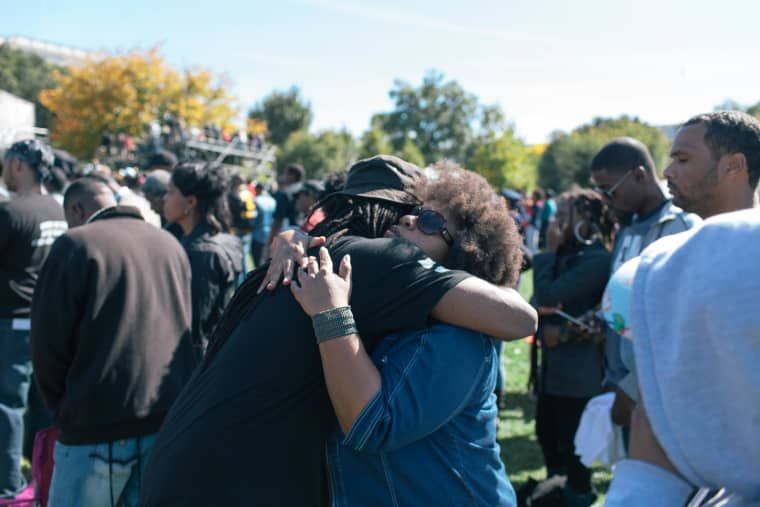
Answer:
[
  {"left": 291, "top": 166, "right": 529, "bottom": 506},
  {"left": 30, "top": 177, "right": 197, "bottom": 507},
  {"left": 0, "top": 140, "right": 67, "bottom": 501}
]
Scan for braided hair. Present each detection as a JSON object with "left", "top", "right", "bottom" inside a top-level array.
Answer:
[
  {"left": 202, "top": 194, "right": 412, "bottom": 365},
  {"left": 310, "top": 194, "right": 413, "bottom": 245},
  {"left": 4, "top": 139, "right": 55, "bottom": 184}
]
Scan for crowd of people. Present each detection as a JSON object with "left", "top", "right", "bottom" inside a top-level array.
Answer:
[{"left": 0, "top": 109, "right": 758, "bottom": 507}]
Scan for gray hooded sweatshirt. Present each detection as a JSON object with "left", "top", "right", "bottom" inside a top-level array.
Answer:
[{"left": 606, "top": 209, "right": 760, "bottom": 506}]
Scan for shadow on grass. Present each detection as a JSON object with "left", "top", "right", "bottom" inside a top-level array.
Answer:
[
  {"left": 498, "top": 390, "right": 543, "bottom": 489},
  {"left": 497, "top": 389, "right": 613, "bottom": 499},
  {"left": 499, "top": 433, "right": 545, "bottom": 485},
  {"left": 501, "top": 391, "right": 536, "bottom": 424}
]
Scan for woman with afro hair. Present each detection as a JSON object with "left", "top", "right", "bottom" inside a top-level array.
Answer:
[{"left": 289, "top": 162, "right": 527, "bottom": 506}]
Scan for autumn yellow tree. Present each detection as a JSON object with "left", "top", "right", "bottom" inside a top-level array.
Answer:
[{"left": 40, "top": 48, "right": 238, "bottom": 158}]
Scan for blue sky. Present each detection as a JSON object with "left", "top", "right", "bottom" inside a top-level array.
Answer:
[{"left": 3, "top": 0, "right": 759, "bottom": 143}]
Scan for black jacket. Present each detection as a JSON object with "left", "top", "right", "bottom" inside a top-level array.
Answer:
[
  {"left": 532, "top": 243, "right": 611, "bottom": 398},
  {"left": 181, "top": 223, "right": 243, "bottom": 356},
  {"left": 30, "top": 206, "right": 197, "bottom": 444}
]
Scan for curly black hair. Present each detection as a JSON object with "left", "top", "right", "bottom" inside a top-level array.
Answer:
[
  {"left": 171, "top": 162, "right": 232, "bottom": 234},
  {"left": 417, "top": 161, "right": 523, "bottom": 287}
]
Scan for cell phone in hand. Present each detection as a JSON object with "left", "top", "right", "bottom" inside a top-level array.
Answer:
[{"left": 555, "top": 310, "right": 596, "bottom": 332}]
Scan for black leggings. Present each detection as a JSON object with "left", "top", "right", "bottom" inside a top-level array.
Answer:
[{"left": 535, "top": 394, "right": 592, "bottom": 493}]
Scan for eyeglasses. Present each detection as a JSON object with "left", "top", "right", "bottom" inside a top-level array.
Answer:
[
  {"left": 594, "top": 170, "right": 632, "bottom": 201},
  {"left": 411, "top": 207, "right": 454, "bottom": 246}
]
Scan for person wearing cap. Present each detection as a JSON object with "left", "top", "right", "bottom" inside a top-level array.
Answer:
[
  {"left": 0, "top": 139, "right": 68, "bottom": 501},
  {"left": 296, "top": 179, "right": 326, "bottom": 232},
  {"left": 288, "top": 164, "right": 524, "bottom": 506},
  {"left": 139, "top": 155, "right": 537, "bottom": 507}
]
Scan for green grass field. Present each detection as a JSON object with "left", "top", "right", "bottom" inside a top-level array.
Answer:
[{"left": 499, "top": 273, "right": 611, "bottom": 504}]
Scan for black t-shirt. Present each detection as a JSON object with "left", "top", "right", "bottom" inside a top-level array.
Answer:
[
  {"left": 0, "top": 193, "right": 66, "bottom": 318},
  {"left": 140, "top": 236, "right": 470, "bottom": 507},
  {"left": 273, "top": 184, "right": 301, "bottom": 226}
]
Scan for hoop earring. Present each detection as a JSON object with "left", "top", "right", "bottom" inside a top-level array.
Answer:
[{"left": 574, "top": 221, "right": 594, "bottom": 246}]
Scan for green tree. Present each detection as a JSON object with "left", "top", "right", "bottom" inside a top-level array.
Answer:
[
  {"left": 377, "top": 71, "right": 479, "bottom": 163},
  {"left": 396, "top": 137, "right": 426, "bottom": 167},
  {"left": 715, "top": 98, "right": 760, "bottom": 119},
  {"left": 537, "top": 116, "right": 671, "bottom": 191},
  {"left": 466, "top": 131, "right": 538, "bottom": 191},
  {"left": 358, "top": 116, "right": 393, "bottom": 159},
  {"left": 249, "top": 86, "right": 313, "bottom": 146},
  {"left": 0, "top": 44, "right": 61, "bottom": 128},
  {"left": 277, "top": 128, "right": 358, "bottom": 178},
  {"left": 358, "top": 115, "right": 425, "bottom": 166}
]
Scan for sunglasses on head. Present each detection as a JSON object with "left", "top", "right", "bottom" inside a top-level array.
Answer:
[{"left": 411, "top": 207, "right": 454, "bottom": 246}]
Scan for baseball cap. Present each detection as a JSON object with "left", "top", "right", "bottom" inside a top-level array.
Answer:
[{"left": 340, "top": 154, "right": 424, "bottom": 205}]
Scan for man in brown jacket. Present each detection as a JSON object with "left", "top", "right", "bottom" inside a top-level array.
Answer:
[{"left": 30, "top": 176, "right": 197, "bottom": 507}]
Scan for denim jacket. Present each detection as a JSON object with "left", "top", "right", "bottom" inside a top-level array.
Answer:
[{"left": 326, "top": 324, "right": 516, "bottom": 507}]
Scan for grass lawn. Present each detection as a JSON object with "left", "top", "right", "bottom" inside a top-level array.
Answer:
[{"left": 499, "top": 272, "right": 611, "bottom": 504}]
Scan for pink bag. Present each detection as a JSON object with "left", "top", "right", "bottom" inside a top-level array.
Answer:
[
  {"left": 0, "top": 427, "right": 60, "bottom": 507},
  {"left": 32, "top": 427, "right": 59, "bottom": 507}
]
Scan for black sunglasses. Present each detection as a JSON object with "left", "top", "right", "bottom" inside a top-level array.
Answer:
[
  {"left": 593, "top": 169, "right": 632, "bottom": 201},
  {"left": 411, "top": 207, "right": 454, "bottom": 246}
]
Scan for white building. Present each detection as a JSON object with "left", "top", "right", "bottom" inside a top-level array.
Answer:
[
  {"left": 0, "top": 90, "right": 36, "bottom": 149},
  {"left": 0, "top": 35, "right": 96, "bottom": 66}
]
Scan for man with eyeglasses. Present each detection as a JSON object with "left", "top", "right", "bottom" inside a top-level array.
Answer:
[
  {"left": 588, "top": 137, "right": 698, "bottom": 441},
  {"left": 0, "top": 139, "right": 68, "bottom": 502}
]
